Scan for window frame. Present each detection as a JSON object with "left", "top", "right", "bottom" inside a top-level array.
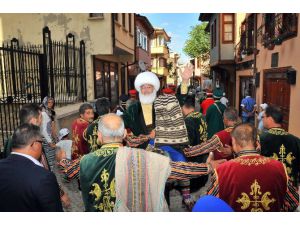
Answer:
[{"left": 222, "top": 13, "right": 235, "bottom": 44}]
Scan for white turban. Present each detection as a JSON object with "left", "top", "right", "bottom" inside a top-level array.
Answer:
[{"left": 134, "top": 71, "right": 160, "bottom": 93}]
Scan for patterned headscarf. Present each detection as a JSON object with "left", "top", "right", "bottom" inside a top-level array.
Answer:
[
  {"left": 41, "top": 96, "right": 56, "bottom": 121},
  {"left": 154, "top": 94, "right": 189, "bottom": 147}
]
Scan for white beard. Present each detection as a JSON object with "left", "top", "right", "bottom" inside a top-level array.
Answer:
[{"left": 139, "top": 91, "right": 157, "bottom": 104}]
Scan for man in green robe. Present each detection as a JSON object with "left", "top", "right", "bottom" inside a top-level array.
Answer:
[
  {"left": 259, "top": 105, "right": 300, "bottom": 187},
  {"left": 206, "top": 88, "right": 227, "bottom": 139}
]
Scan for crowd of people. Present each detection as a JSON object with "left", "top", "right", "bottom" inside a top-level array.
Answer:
[{"left": 0, "top": 63, "right": 299, "bottom": 212}]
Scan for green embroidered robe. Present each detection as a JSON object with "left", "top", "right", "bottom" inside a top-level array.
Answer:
[
  {"left": 80, "top": 144, "right": 119, "bottom": 212},
  {"left": 206, "top": 101, "right": 226, "bottom": 139}
]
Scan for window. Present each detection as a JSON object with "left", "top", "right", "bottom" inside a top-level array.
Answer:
[
  {"left": 247, "top": 14, "right": 254, "bottom": 50},
  {"left": 158, "top": 36, "right": 164, "bottom": 46},
  {"left": 137, "top": 29, "right": 140, "bottom": 46},
  {"left": 114, "top": 13, "right": 119, "bottom": 22},
  {"left": 265, "top": 14, "right": 275, "bottom": 37},
  {"left": 151, "top": 39, "right": 155, "bottom": 47},
  {"left": 222, "top": 14, "right": 234, "bottom": 43},
  {"left": 122, "top": 13, "right": 126, "bottom": 28},
  {"left": 89, "top": 13, "right": 104, "bottom": 19},
  {"left": 137, "top": 29, "right": 148, "bottom": 51},
  {"left": 159, "top": 58, "right": 166, "bottom": 67},
  {"left": 94, "top": 60, "right": 119, "bottom": 106},
  {"left": 197, "top": 57, "right": 201, "bottom": 69},
  {"left": 129, "top": 14, "right": 132, "bottom": 33}
]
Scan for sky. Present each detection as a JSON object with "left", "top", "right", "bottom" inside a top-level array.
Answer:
[{"left": 142, "top": 13, "right": 201, "bottom": 64}]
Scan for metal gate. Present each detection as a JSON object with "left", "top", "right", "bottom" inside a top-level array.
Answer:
[{"left": 0, "top": 26, "right": 86, "bottom": 156}]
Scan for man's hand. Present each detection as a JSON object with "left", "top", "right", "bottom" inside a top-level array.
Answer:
[
  {"left": 179, "top": 63, "right": 194, "bottom": 83},
  {"left": 61, "top": 193, "right": 71, "bottom": 208},
  {"left": 218, "top": 144, "right": 233, "bottom": 157},
  {"left": 148, "top": 130, "right": 156, "bottom": 139},
  {"left": 206, "top": 152, "right": 226, "bottom": 172}
]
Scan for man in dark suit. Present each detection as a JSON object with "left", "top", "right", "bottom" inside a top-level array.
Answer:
[{"left": 0, "top": 123, "right": 63, "bottom": 212}]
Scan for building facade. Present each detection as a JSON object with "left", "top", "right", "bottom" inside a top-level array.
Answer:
[
  {"left": 166, "top": 52, "right": 180, "bottom": 85},
  {"left": 199, "top": 13, "right": 237, "bottom": 106},
  {"left": 128, "top": 14, "right": 154, "bottom": 90},
  {"left": 0, "top": 13, "right": 135, "bottom": 106},
  {"left": 151, "top": 28, "right": 171, "bottom": 88},
  {"left": 235, "top": 13, "right": 300, "bottom": 135}
]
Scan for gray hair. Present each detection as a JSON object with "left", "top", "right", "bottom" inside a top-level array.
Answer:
[
  {"left": 224, "top": 107, "right": 238, "bottom": 122},
  {"left": 98, "top": 115, "right": 125, "bottom": 139}
]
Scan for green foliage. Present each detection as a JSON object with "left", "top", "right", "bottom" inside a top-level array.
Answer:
[{"left": 183, "top": 22, "right": 210, "bottom": 61}]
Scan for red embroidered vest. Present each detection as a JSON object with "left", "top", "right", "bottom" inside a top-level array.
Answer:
[
  {"left": 214, "top": 128, "right": 233, "bottom": 160},
  {"left": 217, "top": 153, "right": 287, "bottom": 212},
  {"left": 71, "top": 118, "right": 90, "bottom": 159}
]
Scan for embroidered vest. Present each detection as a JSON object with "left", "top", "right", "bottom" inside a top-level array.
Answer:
[
  {"left": 260, "top": 128, "right": 300, "bottom": 186},
  {"left": 217, "top": 154, "right": 287, "bottom": 212}
]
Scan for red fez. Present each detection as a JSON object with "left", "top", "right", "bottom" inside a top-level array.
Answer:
[
  {"left": 162, "top": 88, "right": 175, "bottom": 94},
  {"left": 129, "top": 89, "right": 137, "bottom": 96}
]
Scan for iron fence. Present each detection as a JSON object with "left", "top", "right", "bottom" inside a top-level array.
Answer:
[{"left": 0, "top": 26, "right": 86, "bottom": 157}]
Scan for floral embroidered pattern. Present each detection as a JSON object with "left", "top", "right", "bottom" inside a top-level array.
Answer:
[
  {"left": 234, "top": 157, "right": 270, "bottom": 166},
  {"left": 236, "top": 179, "right": 276, "bottom": 212},
  {"left": 89, "top": 169, "right": 116, "bottom": 212}
]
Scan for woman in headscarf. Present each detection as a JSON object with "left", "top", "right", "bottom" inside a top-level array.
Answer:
[{"left": 41, "top": 96, "right": 57, "bottom": 144}]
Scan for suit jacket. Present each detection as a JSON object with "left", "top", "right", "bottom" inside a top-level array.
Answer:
[{"left": 0, "top": 154, "right": 63, "bottom": 212}]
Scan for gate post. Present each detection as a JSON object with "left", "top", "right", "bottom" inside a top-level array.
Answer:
[
  {"left": 39, "top": 53, "right": 48, "bottom": 100},
  {"left": 10, "top": 38, "right": 19, "bottom": 97},
  {"left": 42, "top": 26, "right": 54, "bottom": 98},
  {"left": 80, "top": 40, "right": 86, "bottom": 101}
]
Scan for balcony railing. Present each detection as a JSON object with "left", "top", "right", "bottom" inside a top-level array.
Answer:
[{"left": 257, "top": 13, "right": 298, "bottom": 49}]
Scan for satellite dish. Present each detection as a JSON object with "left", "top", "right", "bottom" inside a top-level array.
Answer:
[{"left": 138, "top": 60, "right": 146, "bottom": 72}]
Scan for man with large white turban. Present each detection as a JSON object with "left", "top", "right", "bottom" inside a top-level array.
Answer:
[{"left": 122, "top": 71, "right": 160, "bottom": 148}]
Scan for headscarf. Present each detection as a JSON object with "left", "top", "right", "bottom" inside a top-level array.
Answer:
[{"left": 41, "top": 96, "right": 56, "bottom": 121}]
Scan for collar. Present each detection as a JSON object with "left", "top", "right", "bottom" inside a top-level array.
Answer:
[
  {"left": 236, "top": 149, "right": 260, "bottom": 157},
  {"left": 100, "top": 143, "right": 123, "bottom": 149},
  {"left": 268, "top": 127, "right": 287, "bottom": 135},
  {"left": 246, "top": 96, "right": 251, "bottom": 98},
  {"left": 11, "top": 152, "right": 43, "bottom": 167}
]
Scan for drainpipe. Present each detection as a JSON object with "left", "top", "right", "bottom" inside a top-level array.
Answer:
[{"left": 253, "top": 13, "right": 257, "bottom": 100}]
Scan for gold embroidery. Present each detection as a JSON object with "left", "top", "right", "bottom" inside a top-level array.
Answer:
[
  {"left": 236, "top": 179, "right": 276, "bottom": 211},
  {"left": 199, "top": 119, "right": 208, "bottom": 142},
  {"left": 234, "top": 157, "right": 270, "bottom": 166},
  {"left": 90, "top": 169, "right": 115, "bottom": 212},
  {"left": 94, "top": 147, "right": 118, "bottom": 157},
  {"left": 268, "top": 128, "right": 288, "bottom": 136},
  {"left": 272, "top": 144, "right": 295, "bottom": 180}
]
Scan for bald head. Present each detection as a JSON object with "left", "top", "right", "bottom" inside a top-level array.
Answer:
[
  {"left": 231, "top": 123, "right": 257, "bottom": 151},
  {"left": 98, "top": 113, "right": 125, "bottom": 143}
]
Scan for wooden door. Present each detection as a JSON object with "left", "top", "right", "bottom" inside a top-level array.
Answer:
[{"left": 263, "top": 72, "right": 290, "bottom": 131}]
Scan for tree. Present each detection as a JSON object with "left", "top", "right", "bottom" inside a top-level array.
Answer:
[{"left": 183, "top": 22, "right": 210, "bottom": 62}]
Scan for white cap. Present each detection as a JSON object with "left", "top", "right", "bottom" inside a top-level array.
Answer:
[
  {"left": 260, "top": 103, "right": 268, "bottom": 110},
  {"left": 58, "top": 128, "right": 70, "bottom": 141}
]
